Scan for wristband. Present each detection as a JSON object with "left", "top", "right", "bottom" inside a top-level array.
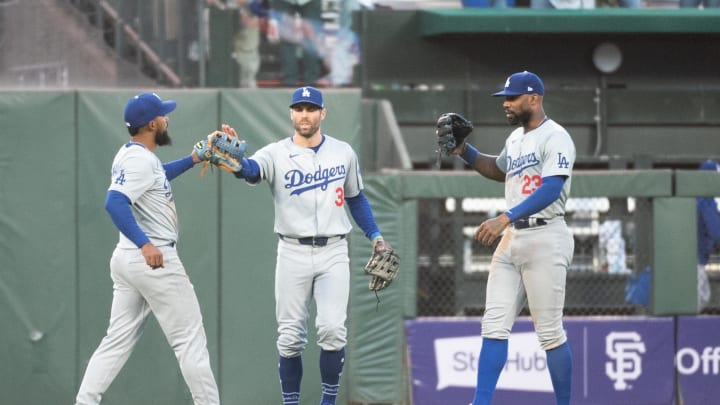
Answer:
[{"left": 460, "top": 143, "right": 479, "bottom": 164}]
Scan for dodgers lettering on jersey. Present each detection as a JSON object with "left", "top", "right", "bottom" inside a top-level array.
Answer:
[
  {"left": 107, "top": 143, "right": 178, "bottom": 248},
  {"left": 285, "top": 164, "right": 347, "bottom": 195},
  {"left": 249, "top": 135, "right": 361, "bottom": 237},
  {"left": 496, "top": 118, "right": 575, "bottom": 219},
  {"left": 506, "top": 152, "right": 541, "bottom": 176}
]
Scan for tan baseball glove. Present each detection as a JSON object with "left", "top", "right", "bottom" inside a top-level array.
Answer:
[{"left": 364, "top": 238, "right": 400, "bottom": 291}]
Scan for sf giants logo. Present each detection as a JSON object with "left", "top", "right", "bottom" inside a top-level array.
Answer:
[{"left": 605, "top": 332, "right": 646, "bottom": 390}]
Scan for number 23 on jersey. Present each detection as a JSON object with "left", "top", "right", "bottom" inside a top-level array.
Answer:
[{"left": 522, "top": 175, "right": 541, "bottom": 195}]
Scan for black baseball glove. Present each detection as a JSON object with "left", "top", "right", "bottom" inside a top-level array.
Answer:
[{"left": 436, "top": 112, "right": 474, "bottom": 156}]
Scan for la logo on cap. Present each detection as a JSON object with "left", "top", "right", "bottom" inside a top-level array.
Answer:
[
  {"left": 504, "top": 78, "right": 511, "bottom": 88},
  {"left": 302, "top": 87, "right": 311, "bottom": 98}
]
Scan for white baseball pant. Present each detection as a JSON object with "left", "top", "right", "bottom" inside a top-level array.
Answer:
[
  {"left": 275, "top": 238, "right": 350, "bottom": 358},
  {"left": 481, "top": 218, "right": 574, "bottom": 351},
  {"left": 75, "top": 245, "right": 219, "bottom": 405}
]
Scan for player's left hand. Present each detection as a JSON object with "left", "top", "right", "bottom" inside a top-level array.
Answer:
[
  {"left": 436, "top": 112, "right": 474, "bottom": 156},
  {"left": 474, "top": 214, "right": 511, "bottom": 245},
  {"left": 364, "top": 238, "right": 400, "bottom": 291}
]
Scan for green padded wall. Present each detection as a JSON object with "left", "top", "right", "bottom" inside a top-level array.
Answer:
[
  {"left": 0, "top": 91, "right": 78, "bottom": 404},
  {"left": 652, "top": 198, "right": 697, "bottom": 316},
  {"left": 346, "top": 175, "right": 416, "bottom": 404},
  {"left": 0, "top": 89, "right": 711, "bottom": 405}
]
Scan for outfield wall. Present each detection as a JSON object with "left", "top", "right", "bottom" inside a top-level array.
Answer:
[{"left": 0, "top": 90, "right": 717, "bottom": 404}]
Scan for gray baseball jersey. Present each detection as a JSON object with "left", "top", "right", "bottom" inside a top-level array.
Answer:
[
  {"left": 247, "top": 134, "right": 361, "bottom": 358},
  {"left": 107, "top": 143, "right": 178, "bottom": 247},
  {"left": 249, "top": 135, "right": 363, "bottom": 238},
  {"left": 496, "top": 118, "right": 575, "bottom": 216},
  {"left": 483, "top": 118, "right": 576, "bottom": 351}
]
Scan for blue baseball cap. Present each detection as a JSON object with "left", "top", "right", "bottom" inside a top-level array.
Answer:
[
  {"left": 289, "top": 86, "right": 324, "bottom": 108},
  {"left": 124, "top": 92, "right": 177, "bottom": 128},
  {"left": 492, "top": 71, "right": 545, "bottom": 97},
  {"left": 699, "top": 159, "right": 720, "bottom": 172}
]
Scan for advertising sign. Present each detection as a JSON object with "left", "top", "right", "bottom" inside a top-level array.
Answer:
[
  {"left": 406, "top": 317, "right": 676, "bottom": 405},
  {"left": 677, "top": 316, "right": 720, "bottom": 405}
]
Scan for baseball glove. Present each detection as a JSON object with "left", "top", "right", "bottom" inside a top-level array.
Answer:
[
  {"left": 436, "top": 112, "right": 474, "bottom": 156},
  {"left": 194, "top": 131, "right": 247, "bottom": 176},
  {"left": 364, "top": 239, "right": 400, "bottom": 291}
]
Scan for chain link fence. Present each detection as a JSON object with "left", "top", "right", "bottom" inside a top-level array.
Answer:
[{"left": 417, "top": 196, "right": 720, "bottom": 317}]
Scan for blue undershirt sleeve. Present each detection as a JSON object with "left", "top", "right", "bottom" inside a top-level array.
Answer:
[
  {"left": 233, "top": 158, "right": 261, "bottom": 183},
  {"left": 162, "top": 155, "right": 194, "bottom": 181},
  {"left": 105, "top": 190, "right": 149, "bottom": 248},
  {"left": 505, "top": 176, "right": 566, "bottom": 222},
  {"left": 346, "top": 191, "right": 381, "bottom": 240}
]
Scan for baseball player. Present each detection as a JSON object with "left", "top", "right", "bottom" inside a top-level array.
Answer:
[
  {"left": 221, "top": 86, "right": 392, "bottom": 405},
  {"left": 445, "top": 71, "right": 575, "bottom": 405},
  {"left": 75, "top": 93, "right": 220, "bottom": 405},
  {"left": 696, "top": 159, "right": 720, "bottom": 311}
]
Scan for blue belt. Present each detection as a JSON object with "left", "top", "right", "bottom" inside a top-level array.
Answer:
[
  {"left": 279, "top": 235, "right": 345, "bottom": 247},
  {"left": 513, "top": 218, "right": 548, "bottom": 230}
]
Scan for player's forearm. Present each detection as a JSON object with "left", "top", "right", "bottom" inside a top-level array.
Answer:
[
  {"left": 459, "top": 143, "right": 505, "bottom": 182},
  {"left": 163, "top": 155, "right": 195, "bottom": 181},
  {"left": 505, "top": 176, "right": 564, "bottom": 222},
  {"left": 346, "top": 192, "right": 381, "bottom": 240},
  {"left": 233, "top": 158, "right": 261, "bottom": 183}
]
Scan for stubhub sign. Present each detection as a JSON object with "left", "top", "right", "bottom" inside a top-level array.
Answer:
[
  {"left": 405, "top": 316, "right": 708, "bottom": 405},
  {"left": 433, "top": 333, "right": 552, "bottom": 392}
]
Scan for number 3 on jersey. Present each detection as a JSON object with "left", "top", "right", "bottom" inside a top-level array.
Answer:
[
  {"left": 522, "top": 174, "right": 541, "bottom": 194},
  {"left": 335, "top": 187, "right": 344, "bottom": 207}
]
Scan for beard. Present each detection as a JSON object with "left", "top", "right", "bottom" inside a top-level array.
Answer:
[
  {"left": 507, "top": 108, "right": 532, "bottom": 126},
  {"left": 294, "top": 122, "right": 320, "bottom": 138},
  {"left": 155, "top": 129, "right": 172, "bottom": 146}
]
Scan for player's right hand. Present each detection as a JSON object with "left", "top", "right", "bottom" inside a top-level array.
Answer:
[
  {"left": 141, "top": 242, "right": 164, "bottom": 269},
  {"left": 474, "top": 214, "right": 511, "bottom": 245}
]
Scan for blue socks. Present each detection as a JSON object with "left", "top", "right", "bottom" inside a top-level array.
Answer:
[
  {"left": 279, "top": 350, "right": 345, "bottom": 405},
  {"left": 319, "top": 348, "right": 345, "bottom": 405},
  {"left": 472, "top": 338, "right": 508, "bottom": 405},
  {"left": 472, "top": 338, "right": 572, "bottom": 405},
  {"left": 546, "top": 341, "right": 573, "bottom": 405},
  {"left": 279, "top": 355, "right": 302, "bottom": 405}
]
